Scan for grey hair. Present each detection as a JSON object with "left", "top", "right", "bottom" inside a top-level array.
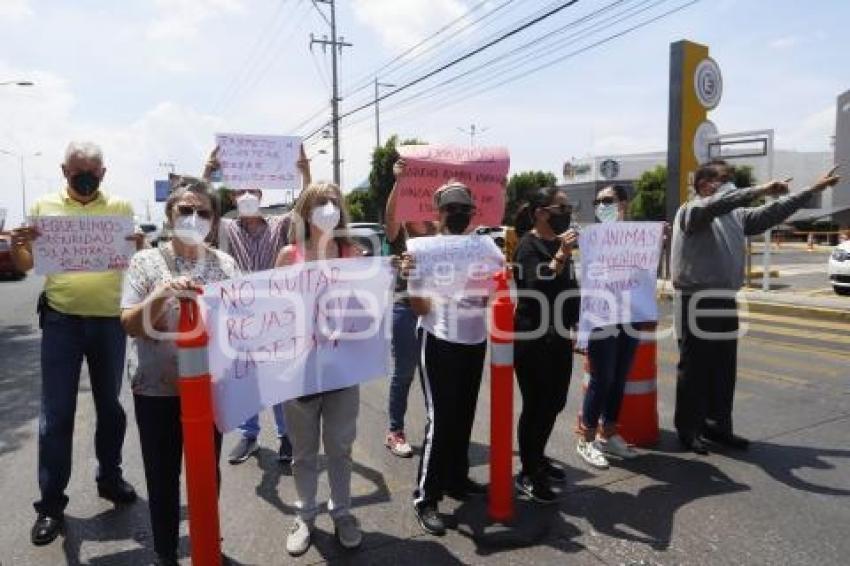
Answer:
[{"left": 64, "top": 141, "right": 104, "bottom": 165}]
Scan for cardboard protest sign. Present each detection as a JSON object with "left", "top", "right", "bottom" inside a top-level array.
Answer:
[
  {"left": 406, "top": 234, "right": 505, "bottom": 297},
  {"left": 30, "top": 215, "right": 136, "bottom": 275},
  {"left": 577, "top": 222, "right": 664, "bottom": 346},
  {"left": 394, "top": 145, "right": 509, "bottom": 227},
  {"left": 215, "top": 133, "right": 301, "bottom": 191},
  {"left": 202, "top": 256, "right": 394, "bottom": 432}
]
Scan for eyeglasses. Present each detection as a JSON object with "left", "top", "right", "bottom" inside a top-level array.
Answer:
[
  {"left": 442, "top": 204, "right": 475, "bottom": 215},
  {"left": 176, "top": 205, "right": 213, "bottom": 219},
  {"left": 593, "top": 197, "right": 617, "bottom": 206},
  {"left": 543, "top": 204, "right": 573, "bottom": 214}
]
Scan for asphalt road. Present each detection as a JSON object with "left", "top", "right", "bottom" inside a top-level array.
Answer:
[{"left": 1, "top": 274, "right": 848, "bottom": 565}]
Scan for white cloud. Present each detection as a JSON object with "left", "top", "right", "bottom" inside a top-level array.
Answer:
[
  {"left": 351, "top": 0, "right": 468, "bottom": 50},
  {"left": 776, "top": 105, "right": 836, "bottom": 151},
  {"left": 147, "top": 0, "right": 245, "bottom": 40},
  {"left": 0, "top": 0, "right": 33, "bottom": 21},
  {"left": 769, "top": 35, "right": 800, "bottom": 50}
]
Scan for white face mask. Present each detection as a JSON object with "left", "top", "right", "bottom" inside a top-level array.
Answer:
[
  {"left": 173, "top": 213, "right": 211, "bottom": 245},
  {"left": 595, "top": 202, "right": 620, "bottom": 223},
  {"left": 310, "top": 202, "right": 340, "bottom": 234},
  {"left": 236, "top": 193, "right": 261, "bottom": 217}
]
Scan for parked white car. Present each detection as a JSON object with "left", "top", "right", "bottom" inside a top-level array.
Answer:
[{"left": 828, "top": 240, "right": 850, "bottom": 295}]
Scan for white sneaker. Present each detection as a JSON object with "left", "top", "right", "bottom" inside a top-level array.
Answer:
[
  {"left": 286, "top": 517, "right": 313, "bottom": 556},
  {"left": 385, "top": 431, "right": 413, "bottom": 458},
  {"left": 596, "top": 434, "right": 638, "bottom": 459},
  {"left": 576, "top": 438, "right": 609, "bottom": 469},
  {"left": 334, "top": 514, "right": 363, "bottom": 549}
]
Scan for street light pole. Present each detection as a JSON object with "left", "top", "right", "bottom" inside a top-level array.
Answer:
[
  {"left": 0, "top": 149, "right": 41, "bottom": 222},
  {"left": 374, "top": 78, "right": 395, "bottom": 148}
]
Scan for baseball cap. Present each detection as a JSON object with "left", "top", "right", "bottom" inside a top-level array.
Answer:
[{"left": 434, "top": 181, "right": 474, "bottom": 209}]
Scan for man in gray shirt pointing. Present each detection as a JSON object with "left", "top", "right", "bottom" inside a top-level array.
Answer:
[{"left": 671, "top": 160, "right": 841, "bottom": 454}]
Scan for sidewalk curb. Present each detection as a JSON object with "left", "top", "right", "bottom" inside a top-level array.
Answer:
[{"left": 656, "top": 287, "right": 850, "bottom": 323}]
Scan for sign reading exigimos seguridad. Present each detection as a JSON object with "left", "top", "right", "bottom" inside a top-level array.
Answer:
[{"left": 666, "top": 40, "right": 723, "bottom": 221}]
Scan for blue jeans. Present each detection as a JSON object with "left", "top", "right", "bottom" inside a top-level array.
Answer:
[
  {"left": 238, "top": 404, "right": 287, "bottom": 440},
  {"left": 388, "top": 301, "right": 419, "bottom": 433},
  {"left": 582, "top": 326, "right": 640, "bottom": 431},
  {"left": 35, "top": 309, "right": 128, "bottom": 517}
]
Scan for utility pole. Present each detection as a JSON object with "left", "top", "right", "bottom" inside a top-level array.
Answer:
[
  {"left": 374, "top": 78, "right": 395, "bottom": 148},
  {"left": 458, "top": 123, "right": 489, "bottom": 147},
  {"left": 311, "top": 0, "right": 352, "bottom": 186}
]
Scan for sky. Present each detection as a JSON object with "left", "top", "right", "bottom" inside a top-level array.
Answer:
[{"left": 0, "top": 0, "right": 847, "bottom": 226}]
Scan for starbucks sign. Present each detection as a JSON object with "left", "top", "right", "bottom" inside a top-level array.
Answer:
[{"left": 694, "top": 58, "right": 722, "bottom": 110}]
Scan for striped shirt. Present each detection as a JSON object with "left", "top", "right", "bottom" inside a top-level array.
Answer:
[{"left": 220, "top": 214, "right": 290, "bottom": 272}]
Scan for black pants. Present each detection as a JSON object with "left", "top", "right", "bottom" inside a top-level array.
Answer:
[
  {"left": 514, "top": 333, "right": 573, "bottom": 477},
  {"left": 134, "top": 395, "right": 222, "bottom": 558},
  {"left": 414, "top": 330, "right": 486, "bottom": 507},
  {"left": 674, "top": 293, "right": 739, "bottom": 441}
]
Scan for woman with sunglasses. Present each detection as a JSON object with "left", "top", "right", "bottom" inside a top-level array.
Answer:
[
  {"left": 405, "top": 182, "right": 496, "bottom": 536},
  {"left": 120, "top": 180, "right": 238, "bottom": 566},
  {"left": 511, "top": 187, "right": 579, "bottom": 504},
  {"left": 275, "top": 182, "right": 364, "bottom": 556},
  {"left": 575, "top": 185, "right": 641, "bottom": 469}
]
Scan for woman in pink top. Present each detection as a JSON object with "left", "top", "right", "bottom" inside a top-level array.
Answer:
[{"left": 275, "top": 181, "right": 362, "bottom": 557}]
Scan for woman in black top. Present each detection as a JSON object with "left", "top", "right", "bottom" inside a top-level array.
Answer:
[{"left": 512, "top": 186, "right": 579, "bottom": 503}]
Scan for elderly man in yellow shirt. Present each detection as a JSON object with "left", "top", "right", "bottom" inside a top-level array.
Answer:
[{"left": 11, "top": 141, "right": 144, "bottom": 547}]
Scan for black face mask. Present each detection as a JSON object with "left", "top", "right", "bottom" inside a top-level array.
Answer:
[
  {"left": 445, "top": 212, "right": 472, "bottom": 235},
  {"left": 548, "top": 212, "right": 572, "bottom": 235},
  {"left": 70, "top": 171, "right": 101, "bottom": 196}
]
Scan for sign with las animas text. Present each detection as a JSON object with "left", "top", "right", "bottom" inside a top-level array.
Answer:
[
  {"left": 30, "top": 215, "right": 136, "bottom": 275},
  {"left": 394, "top": 145, "right": 510, "bottom": 227},
  {"left": 202, "top": 257, "right": 394, "bottom": 432},
  {"left": 215, "top": 133, "right": 301, "bottom": 192},
  {"left": 577, "top": 222, "right": 664, "bottom": 346}
]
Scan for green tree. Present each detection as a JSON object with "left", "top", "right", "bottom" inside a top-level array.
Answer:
[
  {"left": 503, "top": 170, "right": 558, "bottom": 225},
  {"left": 730, "top": 164, "right": 756, "bottom": 189},
  {"left": 368, "top": 134, "right": 425, "bottom": 222},
  {"left": 216, "top": 186, "right": 235, "bottom": 217},
  {"left": 629, "top": 165, "right": 667, "bottom": 220},
  {"left": 345, "top": 190, "right": 377, "bottom": 222}
]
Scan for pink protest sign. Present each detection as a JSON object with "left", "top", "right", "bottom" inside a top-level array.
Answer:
[{"left": 395, "top": 145, "right": 510, "bottom": 227}]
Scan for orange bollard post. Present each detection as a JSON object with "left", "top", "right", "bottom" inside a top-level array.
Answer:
[
  {"left": 488, "top": 270, "right": 514, "bottom": 523},
  {"left": 581, "top": 322, "right": 659, "bottom": 447},
  {"left": 177, "top": 297, "right": 222, "bottom": 566}
]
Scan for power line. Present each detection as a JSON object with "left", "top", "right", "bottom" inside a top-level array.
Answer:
[
  {"left": 304, "top": 0, "right": 581, "bottom": 141},
  {"left": 341, "top": 0, "right": 514, "bottom": 99},
  {"left": 209, "top": 0, "right": 295, "bottom": 114},
  {"left": 369, "top": 0, "right": 701, "bottom": 136}
]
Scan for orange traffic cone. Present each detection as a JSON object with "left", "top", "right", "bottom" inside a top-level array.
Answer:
[{"left": 580, "top": 322, "right": 659, "bottom": 447}]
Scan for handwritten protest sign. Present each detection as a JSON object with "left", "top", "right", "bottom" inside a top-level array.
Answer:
[
  {"left": 577, "top": 222, "right": 664, "bottom": 346},
  {"left": 202, "top": 256, "right": 394, "bottom": 432},
  {"left": 394, "top": 145, "right": 510, "bottom": 226},
  {"left": 406, "top": 234, "right": 505, "bottom": 297},
  {"left": 30, "top": 215, "right": 136, "bottom": 275},
  {"left": 215, "top": 133, "right": 301, "bottom": 191}
]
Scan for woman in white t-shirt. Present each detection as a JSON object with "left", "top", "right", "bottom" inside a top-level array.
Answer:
[{"left": 404, "top": 182, "right": 498, "bottom": 537}]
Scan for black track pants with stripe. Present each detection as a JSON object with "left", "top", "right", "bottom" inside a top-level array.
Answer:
[{"left": 414, "top": 329, "right": 486, "bottom": 508}]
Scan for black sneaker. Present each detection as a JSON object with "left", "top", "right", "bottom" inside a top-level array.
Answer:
[
  {"left": 515, "top": 474, "right": 558, "bottom": 505},
  {"left": 278, "top": 435, "right": 293, "bottom": 464},
  {"left": 414, "top": 503, "right": 446, "bottom": 536},
  {"left": 703, "top": 427, "right": 750, "bottom": 450},
  {"left": 97, "top": 477, "right": 138, "bottom": 505},
  {"left": 31, "top": 514, "right": 63, "bottom": 546},
  {"left": 679, "top": 434, "right": 709, "bottom": 455},
  {"left": 543, "top": 460, "right": 567, "bottom": 484},
  {"left": 228, "top": 437, "right": 259, "bottom": 465}
]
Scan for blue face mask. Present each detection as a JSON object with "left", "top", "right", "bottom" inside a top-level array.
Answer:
[{"left": 595, "top": 202, "right": 619, "bottom": 223}]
